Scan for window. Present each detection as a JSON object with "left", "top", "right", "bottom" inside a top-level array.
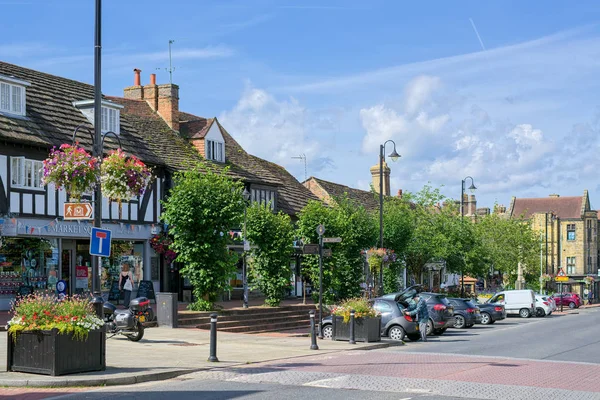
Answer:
[
  {"left": 567, "top": 224, "right": 576, "bottom": 241},
  {"left": 206, "top": 140, "right": 224, "bottom": 162},
  {"left": 566, "top": 257, "right": 576, "bottom": 274},
  {"left": 11, "top": 157, "right": 43, "bottom": 189},
  {"left": 251, "top": 188, "right": 276, "bottom": 210},
  {"left": 0, "top": 82, "right": 25, "bottom": 116},
  {"left": 373, "top": 301, "right": 392, "bottom": 314},
  {"left": 587, "top": 219, "right": 593, "bottom": 242},
  {"left": 101, "top": 107, "right": 119, "bottom": 133}
]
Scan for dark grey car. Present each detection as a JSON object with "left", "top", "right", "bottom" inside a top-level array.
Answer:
[
  {"left": 321, "top": 298, "right": 420, "bottom": 341},
  {"left": 381, "top": 286, "right": 455, "bottom": 336}
]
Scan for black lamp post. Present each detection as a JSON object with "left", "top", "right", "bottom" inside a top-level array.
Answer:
[
  {"left": 460, "top": 176, "right": 476, "bottom": 297},
  {"left": 378, "top": 140, "right": 400, "bottom": 296},
  {"left": 242, "top": 187, "right": 251, "bottom": 308}
]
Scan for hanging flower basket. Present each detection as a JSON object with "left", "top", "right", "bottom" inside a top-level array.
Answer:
[
  {"left": 540, "top": 274, "right": 553, "bottom": 283},
  {"left": 101, "top": 149, "right": 152, "bottom": 202},
  {"left": 584, "top": 276, "right": 595, "bottom": 286},
  {"left": 364, "top": 247, "right": 397, "bottom": 276},
  {"left": 150, "top": 232, "right": 177, "bottom": 264},
  {"left": 42, "top": 143, "right": 99, "bottom": 201}
]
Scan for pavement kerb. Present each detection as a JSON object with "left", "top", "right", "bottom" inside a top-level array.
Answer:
[{"left": 0, "top": 338, "right": 402, "bottom": 388}]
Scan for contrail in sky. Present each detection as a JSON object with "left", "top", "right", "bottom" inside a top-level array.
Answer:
[{"left": 469, "top": 18, "right": 486, "bottom": 50}]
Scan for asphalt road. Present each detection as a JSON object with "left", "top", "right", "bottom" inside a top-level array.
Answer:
[
  {"left": 48, "top": 378, "right": 481, "bottom": 400},
  {"left": 387, "top": 306, "right": 600, "bottom": 363}
]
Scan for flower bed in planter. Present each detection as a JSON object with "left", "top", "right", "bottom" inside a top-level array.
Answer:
[
  {"left": 7, "top": 294, "right": 106, "bottom": 376},
  {"left": 7, "top": 328, "right": 105, "bottom": 376},
  {"left": 331, "top": 315, "right": 381, "bottom": 342}
]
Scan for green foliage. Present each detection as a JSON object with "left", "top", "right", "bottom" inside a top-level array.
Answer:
[
  {"left": 245, "top": 203, "right": 295, "bottom": 307},
  {"left": 297, "top": 196, "right": 377, "bottom": 304},
  {"left": 383, "top": 262, "right": 403, "bottom": 293},
  {"left": 161, "top": 165, "right": 244, "bottom": 308},
  {"left": 331, "top": 297, "right": 378, "bottom": 323}
]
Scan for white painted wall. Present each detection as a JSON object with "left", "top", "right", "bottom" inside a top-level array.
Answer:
[{"left": 204, "top": 122, "right": 226, "bottom": 163}]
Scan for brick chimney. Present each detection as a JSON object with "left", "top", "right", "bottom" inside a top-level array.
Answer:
[
  {"left": 123, "top": 69, "right": 179, "bottom": 132},
  {"left": 468, "top": 194, "right": 477, "bottom": 216},
  {"left": 370, "top": 161, "right": 391, "bottom": 196}
]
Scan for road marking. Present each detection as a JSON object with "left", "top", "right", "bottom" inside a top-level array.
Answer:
[{"left": 303, "top": 375, "right": 348, "bottom": 387}]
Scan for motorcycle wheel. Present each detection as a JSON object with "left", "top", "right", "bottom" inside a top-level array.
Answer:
[{"left": 127, "top": 320, "right": 144, "bottom": 342}]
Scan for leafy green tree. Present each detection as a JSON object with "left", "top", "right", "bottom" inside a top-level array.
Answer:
[
  {"left": 297, "top": 196, "right": 377, "bottom": 304},
  {"left": 245, "top": 203, "right": 295, "bottom": 306},
  {"left": 161, "top": 165, "right": 244, "bottom": 310}
]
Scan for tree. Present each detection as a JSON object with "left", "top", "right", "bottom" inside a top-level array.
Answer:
[
  {"left": 161, "top": 165, "right": 244, "bottom": 310},
  {"left": 297, "top": 196, "right": 377, "bottom": 304},
  {"left": 245, "top": 203, "right": 295, "bottom": 306}
]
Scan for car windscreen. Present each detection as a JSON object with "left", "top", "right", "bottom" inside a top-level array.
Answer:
[
  {"left": 466, "top": 300, "right": 478, "bottom": 308},
  {"left": 437, "top": 296, "right": 451, "bottom": 306}
]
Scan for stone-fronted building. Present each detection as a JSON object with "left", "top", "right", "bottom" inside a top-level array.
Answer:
[{"left": 505, "top": 191, "right": 598, "bottom": 297}]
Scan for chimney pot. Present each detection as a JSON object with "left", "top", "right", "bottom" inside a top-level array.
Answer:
[
  {"left": 133, "top": 68, "right": 141, "bottom": 86},
  {"left": 150, "top": 73, "right": 156, "bottom": 85}
]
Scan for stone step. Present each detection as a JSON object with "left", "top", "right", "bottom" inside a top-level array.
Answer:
[
  {"left": 178, "top": 309, "right": 316, "bottom": 326},
  {"left": 201, "top": 318, "right": 313, "bottom": 334},
  {"left": 178, "top": 304, "right": 316, "bottom": 319},
  {"left": 193, "top": 313, "right": 310, "bottom": 330}
]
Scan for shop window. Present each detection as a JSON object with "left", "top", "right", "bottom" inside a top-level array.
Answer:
[
  {"left": 567, "top": 224, "right": 576, "bottom": 241},
  {"left": 0, "top": 238, "right": 59, "bottom": 302},
  {"left": 101, "top": 241, "right": 144, "bottom": 295}
]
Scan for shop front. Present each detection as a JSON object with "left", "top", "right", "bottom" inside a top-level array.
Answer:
[{"left": 0, "top": 218, "right": 158, "bottom": 310}]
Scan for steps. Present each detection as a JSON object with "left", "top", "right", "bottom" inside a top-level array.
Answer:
[{"left": 178, "top": 304, "right": 326, "bottom": 334}]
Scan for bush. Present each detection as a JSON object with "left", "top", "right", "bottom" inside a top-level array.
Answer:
[{"left": 331, "top": 297, "right": 379, "bottom": 323}]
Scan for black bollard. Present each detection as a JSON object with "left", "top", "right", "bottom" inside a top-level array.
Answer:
[
  {"left": 309, "top": 310, "right": 319, "bottom": 350},
  {"left": 208, "top": 313, "right": 219, "bottom": 362},
  {"left": 349, "top": 309, "right": 356, "bottom": 344}
]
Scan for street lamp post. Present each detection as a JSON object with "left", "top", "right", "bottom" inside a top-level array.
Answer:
[
  {"left": 378, "top": 140, "right": 400, "bottom": 296},
  {"left": 242, "top": 188, "right": 251, "bottom": 309},
  {"left": 460, "top": 176, "right": 476, "bottom": 297}
]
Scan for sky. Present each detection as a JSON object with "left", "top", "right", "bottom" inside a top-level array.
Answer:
[{"left": 2, "top": 0, "right": 600, "bottom": 210}]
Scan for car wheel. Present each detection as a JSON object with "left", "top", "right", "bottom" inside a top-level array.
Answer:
[
  {"left": 480, "top": 312, "right": 492, "bottom": 325},
  {"left": 569, "top": 302, "right": 576, "bottom": 309},
  {"left": 426, "top": 319, "right": 434, "bottom": 336},
  {"left": 536, "top": 307, "right": 546, "bottom": 317},
  {"left": 454, "top": 315, "right": 466, "bottom": 329},
  {"left": 407, "top": 333, "right": 421, "bottom": 341},
  {"left": 387, "top": 325, "right": 406, "bottom": 341},
  {"left": 322, "top": 324, "right": 333, "bottom": 339},
  {"left": 519, "top": 308, "right": 531, "bottom": 318}
]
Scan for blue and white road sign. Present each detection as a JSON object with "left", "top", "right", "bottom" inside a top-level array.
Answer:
[{"left": 90, "top": 227, "right": 112, "bottom": 257}]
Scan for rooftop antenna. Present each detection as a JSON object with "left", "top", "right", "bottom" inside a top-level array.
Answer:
[
  {"left": 292, "top": 154, "right": 307, "bottom": 182},
  {"left": 156, "top": 40, "right": 176, "bottom": 83}
]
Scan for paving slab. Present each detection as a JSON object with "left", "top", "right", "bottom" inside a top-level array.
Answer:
[{"left": 0, "top": 326, "right": 400, "bottom": 387}]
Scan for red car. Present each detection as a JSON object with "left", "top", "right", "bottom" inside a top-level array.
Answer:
[{"left": 551, "top": 293, "right": 582, "bottom": 309}]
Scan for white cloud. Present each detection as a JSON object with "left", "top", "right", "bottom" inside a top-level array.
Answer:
[
  {"left": 404, "top": 75, "right": 441, "bottom": 115},
  {"left": 219, "top": 85, "right": 330, "bottom": 172}
]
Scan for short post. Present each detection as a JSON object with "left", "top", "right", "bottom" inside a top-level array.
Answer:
[
  {"left": 349, "top": 309, "right": 356, "bottom": 344},
  {"left": 309, "top": 310, "right": 319, "bottom": 350},
  {"left": 208, "top": 313, "right": 219, "bottom": 362}
]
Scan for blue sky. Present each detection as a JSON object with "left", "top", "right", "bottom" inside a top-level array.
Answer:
[{"left": 2, "top": 0, "right": 600, "bottom": 209}]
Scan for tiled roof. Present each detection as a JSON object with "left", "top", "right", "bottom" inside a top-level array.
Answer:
[
  {"left": 511, "top": 196, "right": 584, "bottom": 219},
  {"left": 179, "top": 112, "right": 212, "bottom": 139},
  {"left": 307, "top": 177, "right": 379, "bottom": 211},
  {"left": 0, "top": 61, "right": 163, "bottom": 166}
]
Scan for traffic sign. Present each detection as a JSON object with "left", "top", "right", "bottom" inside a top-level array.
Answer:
[
  {"left": 316, "top": 224, "right": 326, "bottom": 236},
  {"left": 323, "top": 237, "right": 342, "bottom": 243},
  {"left": 557, "top": 268, "right": 566, "bottom": 277},
  {"left": 90, "top": 227, "right": 112, "bottom": 257},
  {"left": 303, "top": 244, "right": 319, "bottom": 255},
  {"left": 323, "top": 248, "right": 332, "bottom": 257},
  {"left": 63, "top": 203, "right": 93, "bottom": 220},
  {"left": 555, "top": 268, "right": 569, "bottom": 282}
]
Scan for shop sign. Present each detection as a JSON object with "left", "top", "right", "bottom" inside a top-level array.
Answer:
[
  {"left": 63, "top": 203, "right": 93, "bottom": 220},
  {"left": 75, "top": 266, "right": 89, "bottom": 289}
]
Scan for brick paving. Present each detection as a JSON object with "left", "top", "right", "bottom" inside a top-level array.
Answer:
[{"left": 0, "top": 387, "right": 86, "bottom": 400}]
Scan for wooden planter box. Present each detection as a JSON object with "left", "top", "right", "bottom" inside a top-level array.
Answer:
[
  {"left": 331, "top": 315, "right": 381, "bottom": 342},
  {"left": 7, "top": 329, "right": 106, "bottom": 376}
]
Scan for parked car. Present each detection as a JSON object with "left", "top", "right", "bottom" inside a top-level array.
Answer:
[
  {"left": 547, "top": 296, "right": 557, "bottom": 312},
  {"left": 447, "top": 298, "right": 481, "bottom": 328},
  {"left": 487, "top": 289, "right": 535, "bottom": 318},
  {"left": 476, "top": 302, "right": 506, "bottom": 325},
  {"left": 551, "top": 292, "right": 582, "bottom": 309},
  {"left": 320, "top": 297, "right": 419, "bottom": 342},
  {"left": 382, "top": 286, "right": 455, "bottom": 336},
  {"left": 534, "top": 294, "right": 552, "bottom": 317}
]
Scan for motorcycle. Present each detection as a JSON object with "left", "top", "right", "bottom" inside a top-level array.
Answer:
[{"left": 103, "top": 296, "right": 152, "bottom": 342}]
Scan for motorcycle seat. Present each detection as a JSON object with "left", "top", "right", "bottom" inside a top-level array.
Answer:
[{"left": 114, "top": 309, "right": 131, "bottom": 315}]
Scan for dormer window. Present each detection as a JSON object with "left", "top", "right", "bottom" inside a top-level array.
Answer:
[
  {"left": 0, "top": 75, "right": 30, "bottom": 116},
  {"left": 73, "top": 99, "right": 123, "bottom": 134},
  {"left": 206, "top": 140, "right": 224, "bottom": 162}
]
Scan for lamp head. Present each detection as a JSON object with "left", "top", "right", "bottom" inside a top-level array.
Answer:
[
  {"left": 388, "top": 149, "right": 401, "bottom": 162},
  {"left": 242, "top": 188, "right": 251, "bottom": 202},
  {"left": 468, "top": 183, "right": 477, "bottom": 192}
]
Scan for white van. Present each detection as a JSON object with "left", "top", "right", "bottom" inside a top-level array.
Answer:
[{"left": 488, "top": 290, "right": 535, "bottom": 318}]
